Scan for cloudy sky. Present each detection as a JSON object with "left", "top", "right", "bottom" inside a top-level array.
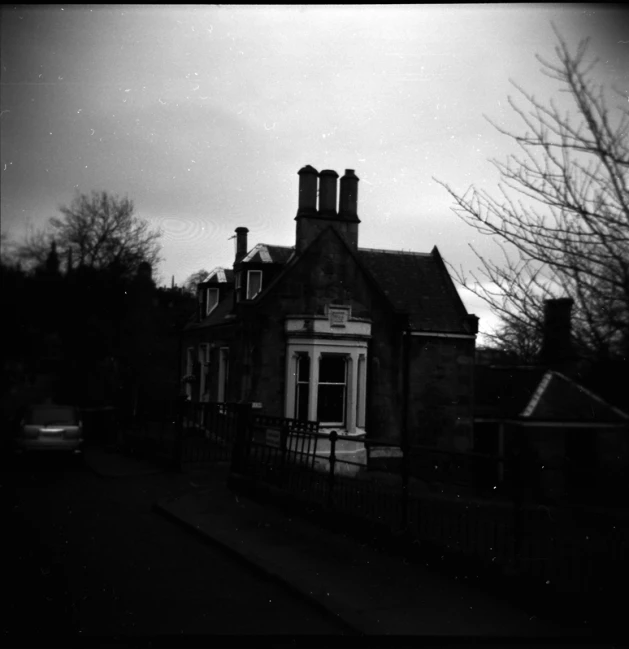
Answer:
[{"left": 1, "top": 4, "right": 627, "bottom": 339}]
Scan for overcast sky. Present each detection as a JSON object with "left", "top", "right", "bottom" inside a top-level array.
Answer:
[{"left": 1, "top": 4, "right": 627, "bottom": 339}]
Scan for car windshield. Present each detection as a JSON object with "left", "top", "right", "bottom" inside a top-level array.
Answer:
[{"left": 26, "top": 406, "right": 78, "bottom": 426}]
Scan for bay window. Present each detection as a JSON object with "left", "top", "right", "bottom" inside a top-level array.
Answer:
[
  {"left": 295, "top": 354, "right": 310, "bottom": 421},
  {"left": 317, "top": 355, "right": 347, "bottom": 425},
  {"left": 285, "top": 308, "right": 370, "bottom": 433}
]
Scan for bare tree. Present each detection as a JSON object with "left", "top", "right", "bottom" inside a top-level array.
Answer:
[
  {"left": 436, "top": 29, "right": 629, "bottom": 362},
  {"left": 17, "top": 191, "right": 162, "bottom": 278},
  {"left": 182, "top": 268, "right": 210, "bottom": 294}
]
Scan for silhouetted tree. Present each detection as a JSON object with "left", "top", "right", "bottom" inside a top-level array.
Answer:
[
  {"left": 17, "top": 191, "right": 162, "bottom": 280},
  {"left": 436, "top": 29, "right": 629, "bottom": 364}
]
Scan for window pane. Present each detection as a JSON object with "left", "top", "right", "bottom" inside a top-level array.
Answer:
[
  {"left": 317, "top": 384, "right": 345, "bottom": 424},
  {"left": 319, "top": 356, "right": 346, "bottom": 383},
  {"left": 296, "top": 384, "right": 309, "bottom": 420},
  {"left": 247, "top": 271, "right": 262, "bottom": 299},
  {"left": 297, "top": 355, "right": 310, "bottom": 382},
  {"left": 207, "top": 289, "right": 219, "bottom": 313}
]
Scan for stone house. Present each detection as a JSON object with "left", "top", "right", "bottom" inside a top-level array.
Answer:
[{"left": 181, "top": 165, "right": 479, "bottom": 459}]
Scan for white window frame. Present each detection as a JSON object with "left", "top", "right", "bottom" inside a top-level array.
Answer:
[
  {"left": 218, "top": 347, "right": 229, "bottom": 402},
  {"left": 185, "top": 347, "right": 195, "bottom": 399},
  {"left": 285, "top": 341, "right": 367, "bottom": 434},
  {"left": 295, "top": 354, "right": 311, "bottom": 421},
  {"left": 246, "top": 270, "right": 263, "bottom": 300},
  {"left": 205, "top": 288, "right": 219, "bottom": 315},
  {"left": 199, "top": 344, "right": 211, "bottom": 401}
]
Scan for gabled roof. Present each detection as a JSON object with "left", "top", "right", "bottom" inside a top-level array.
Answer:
[
  {"left": 237, "top": 228, "right": 471, "bottom": 333},
  {"left": 357, "top": 246, "right": 469, "bottom": 332},
  {"left": 475, "top": 365, "right": 629, "bottom": 424},
  {"left": 201, "top": 267, "right": 233, "bottom": 284},
  {"left": 522, "top": 371, "right": 629, "bottom": 423},
  {"left": 241, "top": 244, "right": 294, "bottom": 264}
]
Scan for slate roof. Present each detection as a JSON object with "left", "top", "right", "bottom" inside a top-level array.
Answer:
[
  {"left": 356, "top": 247, "right": 469, "bottom": 332},
  {"left": 200, "top": 268, "right": 234, "bottom": 284},
  {"left": 474, "top": 366, "right": 547, "bottom": 419},
  {"left": 187, "top": 294, "right": 235, "bottom": 329},
  {"left": 191, "top": 229, "right": 471, "bottom": 334},
  {"left": 524, "top": 371, "right": 629, "bottom": 423},
  {"left": 241, "top": 244, "right": 294, "bottom": 264},
  {"left": 475, "top": 366, "right": 629, "bottom": 424}
]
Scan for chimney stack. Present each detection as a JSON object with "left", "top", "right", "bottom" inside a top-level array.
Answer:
[
  {"left": 540, "top": 298, "right": 575, "bottom": 369},
  {"left": 294, "top": 165, "right": 360, "bottom": 253},
  {"left": 235, "top": 227, "right": 249, "bottom": 263},
  {"left": 318, "top": 170, "right": 339, "bottom": 217},
  {"left": 296, "top": 165, "right": 318, "bottom": 218},
  {"left": 339, "top": 169, "right": 359, "bottom": 221}
]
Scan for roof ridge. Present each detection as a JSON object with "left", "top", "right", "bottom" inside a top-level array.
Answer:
[{"left": 358, "top": 246, "right": 432, "bottom": 257}]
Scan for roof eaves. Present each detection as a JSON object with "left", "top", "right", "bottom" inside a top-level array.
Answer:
[
  {"left": 206, "top": 267, "right": 228, "bottom": 283},
  {"left": 519, "top": 370, "right": 553, "bottom": 418}
]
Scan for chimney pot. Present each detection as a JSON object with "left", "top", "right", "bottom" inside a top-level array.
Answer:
[
  {"left": 235, "top": 227, "right": 249, "bottom": 263},
  {"left": 339, "top": 169, "right": 359, "bottom": 221},
  {"left": 296, "top": 165, "right": 318, "bottom": 218},
  {"left": 318, "top": 169, "right": 339, "bottom": 217}
]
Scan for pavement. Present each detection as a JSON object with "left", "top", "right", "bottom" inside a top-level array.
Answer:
[{"left": 84, "top": 445, "right": 597, "bottom": 638}]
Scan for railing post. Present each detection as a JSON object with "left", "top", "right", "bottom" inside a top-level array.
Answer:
[
  {"left": 327, "top": 430, "right": 338, "bottom": 510},
  {"left": 230, "top": 402, "right": 252, "bottom": 475},
  {"left": 280, "top": 422, "right": 288, "bottom": 489}
]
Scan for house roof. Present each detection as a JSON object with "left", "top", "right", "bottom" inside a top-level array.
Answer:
[
  {"left": 523, "top": 371, "right": 629, "bottom": 423},
  {"left": 475, "top": 365, "right": 629, "bottom": 424},
  {"left": 199, "top": 267, "right": 234, "bottom": 286},
  {"left": 356, "top": 246, "right": 469, "bottom": 332},
  {"left": 241, "top": 244, "right": 294, "bottom": 264},
  {"left": 474, "top": 366, "right": 547, "bottom": 419},
  {"left": 194, "top": 227, "right": 472, "bottom": 334}
]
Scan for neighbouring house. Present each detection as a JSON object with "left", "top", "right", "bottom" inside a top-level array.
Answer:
[
  {"left": 474, "top": 299, "right": 629, "bottom": 503},
  {"left": 181, "top": 165, "right": 479, "bottom": 463}
]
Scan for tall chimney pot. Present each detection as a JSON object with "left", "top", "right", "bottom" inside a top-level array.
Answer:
[
  {"left": 296, "top": 165, "right": 318, "bottom": 218},
  {"left": 318, "top": 169, "right": 339, "bottom": 217},
  {"left": 235, "top": 227, "right": 249, "bottom": 263},
  {"left": 339, "top": 169, "right": 359, "bottom": 221}
]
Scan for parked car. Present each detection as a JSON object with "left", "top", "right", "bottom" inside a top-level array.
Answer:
[{"left": 14, "top": 404, "right": 83, "bottom": 458}]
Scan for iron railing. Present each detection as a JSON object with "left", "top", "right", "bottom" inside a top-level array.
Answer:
[{"left": 232, "top": 423, "right": 629, "bottom": 601}]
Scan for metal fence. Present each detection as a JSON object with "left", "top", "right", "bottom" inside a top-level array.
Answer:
[
  {"left": 121, "top": 399, "right": 250, "bottom": 467},
  {"left": 232, "top": 423, "right": 629, "bottom": 600},
  {"left": 178, "top": 401, "right": 246, "bottom": 464}
]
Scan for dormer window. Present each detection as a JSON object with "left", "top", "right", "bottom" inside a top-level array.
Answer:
[
  {"left": 246, "top": 270, "right": 262, "bottom": 300},
  {"left": 206, "top": 288, "right": 219, "bottom": 315}
]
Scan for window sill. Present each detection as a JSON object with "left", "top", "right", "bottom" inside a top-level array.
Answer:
[{"left": 320, "top": 426, "right": 366, "bottom": 439}]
